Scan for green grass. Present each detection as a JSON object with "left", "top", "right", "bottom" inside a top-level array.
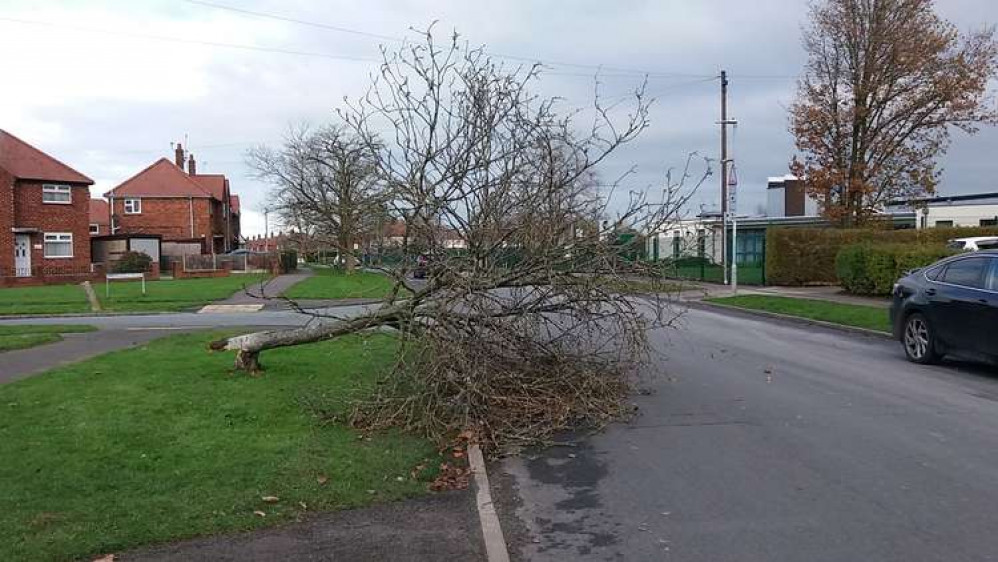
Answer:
[
  {"left": 0, "top": 324, "right": 97, "bottom": 352},
  {"left": 0, "top": 332, "right": 436, "bottom": 562},
  {"left": 0, "top": 284, "right": 91, "bottom": 315},
  {"left": 706, "top": 295, "right": 890, "bottom": 332},
  {"left": 284, "top": 269, "right": 401, "bottom": 300},
  {"left": 99, "top": 274, "right": 270, "bottom": 312}
]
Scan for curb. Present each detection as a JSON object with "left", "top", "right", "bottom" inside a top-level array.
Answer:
[
  {"left": 688, "top": 299, "right": 894, "bottom": 340},
  {"left": 0, "top": 310, "right": 180, "bottom": 321},
  {"left": 468, "top": 444, "right": 511, "bottom": 562}
]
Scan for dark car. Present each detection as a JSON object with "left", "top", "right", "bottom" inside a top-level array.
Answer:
[{"left": 890, "top": 250, "right": 998, "bottom": 364}]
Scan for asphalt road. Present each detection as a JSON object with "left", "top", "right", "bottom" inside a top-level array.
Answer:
[{"left": 497, "top": 306, "right": 998, "bottom": 562}]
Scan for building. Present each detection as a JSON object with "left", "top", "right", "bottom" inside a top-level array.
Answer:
[
  {"left": 902, "top": 192, "right": 998, "bottom": 229},
  {"left": 0, "top": 129, "right": 94, "bottom": 282},
  {"left": 89, "top": 198, "right": 110, "bottom": 235},
  {"left": 104, "top": 144, "right": 240, "bottom": 255}
]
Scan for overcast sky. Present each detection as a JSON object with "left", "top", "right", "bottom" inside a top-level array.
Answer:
[{"left": 2, "top": 0, "right": 996, "bottom": 236}]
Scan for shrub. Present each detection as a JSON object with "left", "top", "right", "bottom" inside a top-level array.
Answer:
[
  {"left": 279, "top": 250, "right": 298, "bottom": 273},
  {"left": 835, "top": 243, "right": 954, "bottom": 295},
  {"left": 111, "top": 251, "right": 153, "bottom": 274},
  {"left": 767, "top": 225, "right": 998, "bottom": 286}
]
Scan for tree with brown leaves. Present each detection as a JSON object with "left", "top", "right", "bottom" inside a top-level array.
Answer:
[{"left": 790, "top": 0, "right": 998, "bottom": 225}]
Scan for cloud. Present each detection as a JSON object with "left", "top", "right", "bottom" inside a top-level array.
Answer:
[{"left": 1, "top": 0, "right": 995, "bottom": 236}]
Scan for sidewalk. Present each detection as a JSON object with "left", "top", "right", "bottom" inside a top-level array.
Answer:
[
  {"left": 0, "top": 329, "right": 167, "bottom": 384},
  {"left": 685, "top": 282, "right": 890, "bottom": 308},
  {"left": 218, "top": 269, "right": 314, "bottom": 307}
]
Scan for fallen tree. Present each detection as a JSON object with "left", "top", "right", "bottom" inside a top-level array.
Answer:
[{"left": 218, "top": 27, "right": 709, "bottom": 450}]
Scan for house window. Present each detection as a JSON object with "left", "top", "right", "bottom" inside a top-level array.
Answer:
[
  {"left": 42, "top": 184, "right": 72, "bottom": 204},
  {"left": 43, "top": 233, "right": 73, "bottom": 258},
  {"left": 935, "top": 220, "right": 954, "bottom": 228},
  {"left": 90, "top": 224, "right": 100, "bottom": 235},
  {"left": 980, "top": 218, "right": 998, "bottom": 227},
  {"left": 124, "top": 198, "right": 141, "bottom": 214}
]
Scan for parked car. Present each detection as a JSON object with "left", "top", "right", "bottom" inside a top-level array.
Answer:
[
  {"left": 890, "top": 250, "right": 998, "bottom": 364},
  {"left": 946, "top": 236, "right": 998, "bottom": 252},
  {"left": 413, "top": 254, "right": 429, "bottom": 279}
]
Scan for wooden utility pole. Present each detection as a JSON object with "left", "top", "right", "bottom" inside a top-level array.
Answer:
[{"left": 720, "top": 70, "right": 729, "bottom": 284}]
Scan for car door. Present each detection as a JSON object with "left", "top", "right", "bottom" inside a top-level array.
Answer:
[
  {"left": 933, "top": 257, "right": 990, "bottom": 353},
  {"left": 980, "top": 257, "right": 998, "bottom": 356}
]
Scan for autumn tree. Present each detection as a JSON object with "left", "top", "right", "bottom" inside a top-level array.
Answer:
[
  {"left": 790, "top": 0, "right": 998, "bottom": 225},
  {"left": 248, "top": 125, "right": 386, "bottom": 273}
]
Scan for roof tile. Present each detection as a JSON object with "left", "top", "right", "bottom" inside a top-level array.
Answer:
[{"left": 0, "top": 129, "right": 93, "bottom": 184}]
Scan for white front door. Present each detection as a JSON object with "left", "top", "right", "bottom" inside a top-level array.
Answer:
[{"left": 14, "top": 234, "right": 31, "bottom": 277}]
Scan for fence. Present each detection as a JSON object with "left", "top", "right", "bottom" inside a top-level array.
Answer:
[
  {"left": 178, "top": 253, "right": 276, "bottom": 273},
  {"left": 653, "top": 227, "right": 767, "bottom": 286}
]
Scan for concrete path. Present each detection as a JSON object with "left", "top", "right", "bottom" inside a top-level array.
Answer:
[
  {"left": 119, "top": 489, "right": 484, "bottom": 561},
  {"left": 218, "top": 269, "right": 314, "bottom": 307},
  {"left": 496, "top": 306, "right": 998, "bottom": 561},
  {"left": 686, "top": 282, "right": 891, "bottom": 308},
  {"left": 0, "top": 329, "right": 168, "bottom": 384}
]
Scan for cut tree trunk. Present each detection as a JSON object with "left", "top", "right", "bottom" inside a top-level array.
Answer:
[{"left": 211, "top": 305, "right": 405, "bottom": 373}]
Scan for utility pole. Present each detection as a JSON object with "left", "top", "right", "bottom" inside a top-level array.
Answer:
[{"left": 719, "top": 70, "right": 729, "bottom": 285}]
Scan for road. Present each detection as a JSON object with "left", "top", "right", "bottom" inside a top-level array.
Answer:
[{"left": 497, "top": 306, "right": 998, "bottom": 562}]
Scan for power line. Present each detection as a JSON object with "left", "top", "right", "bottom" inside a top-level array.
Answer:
[
  {"left": 0, "top": 16, "right": 380, "bottom": 63},
  {"left": 179, "top": 0, "right": 717, "bottom": 79}
]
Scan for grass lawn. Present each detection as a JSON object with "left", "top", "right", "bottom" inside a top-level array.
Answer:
[
  {"left": 0, "top": 324, "right": 97, "bottom": 352},
  {"left": 0, "top": 284, "right": 91, "bottom": 315},
  {"left": 706, "top": 294, "right": 890, "bottom": 333},
  {"left": 99, "top": 273, "right": 270, "bottom": 312},
  {"left": 284, "top": 269, "right": 401, "bottom": 300},
  {"left": 0, "top": 332, "right": 437, "bottom": 562}
]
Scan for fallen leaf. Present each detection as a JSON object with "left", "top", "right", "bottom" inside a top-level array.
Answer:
[
  {"left": 298, "top": 501, "right": 307, "bottom": 510},
  {"left": 92, "top": 555, "right": 116, "bottom": 562},
  {"left": 261, "top": 496, "right": 279, "bottom": 503},
  {"left": 317, "top": 474, "right": 329, "bottom": 485},
  {"left": 253, "top": 510, "right": 266, "bottom": 517}
]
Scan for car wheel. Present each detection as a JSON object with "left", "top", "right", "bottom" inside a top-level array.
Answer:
[{"left": 902, "top": 313, "right": 939, "bottom": 364}]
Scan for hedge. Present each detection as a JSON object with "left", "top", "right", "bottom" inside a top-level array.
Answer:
[
  {"left": 766, "top": 226, "right": 998, "bottom": 286},
  {"left": 836, "top": 244, "right": 953, "bottom": 296}
]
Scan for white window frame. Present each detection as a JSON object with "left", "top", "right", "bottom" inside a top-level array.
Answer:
[
  {"left": 42, "top": 184, "right": 72, "bottom": 204},
  {"left": 43, "top": 232, "right": 74, "bottom": 259},
  {"left": 90, "top": 224, "right": 100, "bottom": 235},
  {"left": 124, "top": 198, "right": 142, "bottom": 214}
]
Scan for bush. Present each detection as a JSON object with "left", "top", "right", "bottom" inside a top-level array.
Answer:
[
  {"left": 111, "top": 251, "right": 153, "bottom": 274},
  {"left": 835, "top": 244, "right": 954, "bottom": 295},
  {"left": 767, "top": 226, "right": 998, "bottom": 286},
  {"left": 279, "top": 250, "right": 298, "bottom": 273}
]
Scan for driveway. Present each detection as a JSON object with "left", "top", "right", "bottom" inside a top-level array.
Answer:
[{"left": 496, "top": 306, "right": 998, "bottom": 561}]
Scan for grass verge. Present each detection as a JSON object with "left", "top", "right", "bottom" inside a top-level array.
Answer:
[
  {"left": 0, "top": 331, "right": 436, "bottom": 562},
  {"left": 0, "top": 324, "right": 97, "bottom": 352},
  {"left": 0, "top": 284, "right": 91, "bottom": 315},
  {"left": 98, "top": 274, "right": 270, "bottom": 312},
  {"left": 705, "top": 294, "right": 890, "bottom": 333},
  {"left": 284, "top": 269, "right": 400, "bottom": 300}
]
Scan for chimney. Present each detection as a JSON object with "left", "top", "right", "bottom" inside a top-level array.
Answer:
[
  {"left": 175, "top": 143, "right": 185, "bottom": 170},
  {"left": 187, "top": 153, "right": 197, "bottom": 175}
]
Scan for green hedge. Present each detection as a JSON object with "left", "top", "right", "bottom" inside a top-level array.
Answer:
[
  {"left": 766, "top": 226, "right": 998, "bottom": 285},
  {"left": 835, "top": 244, "right": 954, "bottom": 296}
]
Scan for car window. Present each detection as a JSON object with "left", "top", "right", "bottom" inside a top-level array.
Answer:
[
  {"left": 925, "top": 264, "right": 946, "bottom": 281},
  {"left": 941, "top": 257, "right": 988, "bottom": 289},
  {"left": 987, "top": 259, "right": 998, "bottom": 292},
  {"left": 946, "top": 241, "right": 966, "bottom": 250},
  {"left": 977, "top": 240, "right": 998, "bottom": 250}
]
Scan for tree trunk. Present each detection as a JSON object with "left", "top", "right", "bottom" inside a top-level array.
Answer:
[{"left": 211, "top": 305, "right": 405, "bottom": 373}]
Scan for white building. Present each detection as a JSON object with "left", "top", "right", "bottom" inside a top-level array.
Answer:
[{"left": 911, "top": 192, "right": 998, "bottom": 229}]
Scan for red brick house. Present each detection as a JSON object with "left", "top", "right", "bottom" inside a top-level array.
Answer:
[
  {"left": 104, "top": 144, "right": 240, "bottom": 254},
  {"left": 0, "top": 130, "right": 94, "bottom": 282},
  {"left": 89, "top": 198, "right": 110, "bottom": 235}
]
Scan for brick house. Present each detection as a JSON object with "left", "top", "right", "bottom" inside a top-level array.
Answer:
[
  {"left": 104, "top": 144, "right": 240, "bottom": 254},
  {"left": 89, "top": 198, "right": 110, "bottom": 235},
  {"left": 0, "top": 129, "right": 95, "bottom": 283}
]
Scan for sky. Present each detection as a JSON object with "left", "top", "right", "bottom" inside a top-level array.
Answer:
[{"left": 1, "top": 0, "right": 996, "bottom": 236}]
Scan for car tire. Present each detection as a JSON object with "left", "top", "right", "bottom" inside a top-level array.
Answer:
[{"left": 902, "top": 312, "right": 940, "bottom": 364}]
